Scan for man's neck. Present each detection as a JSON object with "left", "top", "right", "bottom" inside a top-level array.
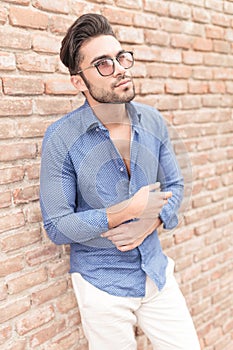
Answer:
[{"left": 89, "top": 101, "right": 130, "bottom": 128}]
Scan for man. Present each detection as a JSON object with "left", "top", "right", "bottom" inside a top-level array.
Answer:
[{"left": 40, "top": 13, "right": 200, "bottom": 350}]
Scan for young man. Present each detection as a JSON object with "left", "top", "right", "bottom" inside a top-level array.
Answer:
[{"left": 40, "top": 13, "right": 200, "bottom": 350}]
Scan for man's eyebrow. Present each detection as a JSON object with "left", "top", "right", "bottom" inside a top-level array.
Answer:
[{"left": 90, "top": 50, "right": 125, "bottom": 65}]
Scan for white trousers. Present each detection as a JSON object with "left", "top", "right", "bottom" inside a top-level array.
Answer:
[{"left": 71, "top": 258, "right": 200, "bottom": 350}]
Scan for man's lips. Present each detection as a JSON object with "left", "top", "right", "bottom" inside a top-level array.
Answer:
[{"left": 114, "top": 79, "right": 132, "bottom": 88}]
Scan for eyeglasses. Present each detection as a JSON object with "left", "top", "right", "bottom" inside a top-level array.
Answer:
[{"left": 76, "top": 51, "right": 134, "bottom": 77}]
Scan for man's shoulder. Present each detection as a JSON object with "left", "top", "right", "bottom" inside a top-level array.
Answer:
[
  {"left": 130, "top": 101, "right": 164, "bottom": 126},
  {"left": 45, "top": 103, "right": 86, "bottom": 136}
]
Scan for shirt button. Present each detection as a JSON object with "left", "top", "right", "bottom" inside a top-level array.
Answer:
[
  {"left": 96, "top": 127, "right": 99, "bottom": 132},
  {"left": 120, "top": 167, "right": 124, "bottom": 172}
]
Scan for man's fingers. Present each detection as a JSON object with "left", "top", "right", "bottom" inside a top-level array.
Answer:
[
  {"left": 148, "top": 182, "right": 161, "bottom": 192},
  {"left": 163, "top": 191, "right": 172, "bottom": 200}
]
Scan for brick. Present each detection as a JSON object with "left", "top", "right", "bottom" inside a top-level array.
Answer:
[
  {"left": 161, "top": 17, "right": 183, "bottom": 33},
  {"left": 145, "top": 30, "right": 169, "bottom": 46},
  {"left": 225, "top": 28, "right": 233, "bottom": 43},
  {"left": 0, "top": 5, "right": 8, "bottom": 24},
  {"left": 4, "top": 339, "right": 27, "bottom": 350},
  {"left": 144, "top": 0, "right": 169, "bottom": 16},
  {"left": 193, "top": 37, "right": 213, "bottom": 51},
  {"left": 133, "top": 13, "right": 159, "bottom": 29},
  {"left": 25, "top": 162, "right": 40, "bottom": 180},
  {"left": 0, "top": 191, "right": 11, "bottom": 208},
  {"left": 35, "top": 98, "right": 72, "bottom": 115},
  {"left": 115, "top": 0, "right": 142, "bottom": 9},
  {"left": 86, "top": 0, "right": 113, "bottom": 3},
  {"left": 165, "top": 79, "right": 188, "bottom": 94},
  {"left": 13, "top": 185, "right": 39, "bottom": 204},
  {"left": 0, "top": 143, "right": 37, "bottom": 162},
  {"left": 171, "top": 34, "right": 193, "bottom": 49},
  {"left": 45, "top": 78, "right": 78, "bottom": 95},
  {"left": 183, "top": 51, "right": 203, "bottom": 65},
  {"left": 0, "top": 28, "right": 31, "bottom": 50},
  {"left": 192, "top": 276, "right": 209, "bottom": 292},
  {"left": 25, "top": 244, "right": 59, "bottom": 266},
  {"left": 212, "top": 13, "right": 231, "bottom": 27},
  {"left": 0, "top": 166, "right": 25, "bottom": 185},
  {"left": 3, "top": 0, "right": 30, "bottom": 4},
  {"left": 32, "top": 0, "right": 69, "bottom": 14},
  {"left": 7, "top": 267, "right": 48, "bottom": 294},
  {"left": 0, "top": 211, "right": 25, "bottom": 233},
  {"left": 188, "top": 81, "right": 209, "bottom": 94},
  {"left": 47, "top": 259, "right": 70, "bottom": 278},
  {"left": 33, "top": 33, "right": 63, "bottom": 54},
  {"left": 174, "top": 227, "right": 194, "bottom": 244},
  {"left": 171, "top": 66, "right": 192, "bottom": 79},
  {"left": 147, "top": 63, "right": 171, "bottom": 78},
  {"left": 206, "top": 0, "right": 223, "bottom": 11},
  {"left": 0, "top": 282, "right": 8, "bottom": 301},
  {"left": 209, "top": 81, "right": 226, "bottom": 94},
  {"left": 204, "top": 327, "right": 222, "bottom": 346},
  {"left": 116, "top": 26, "right": 144, "bottom": 44},
  {"left": 1, "top": 226, "right": 41, "bottom": 252},
  {"left": 0, "top": 297, "right": 31, "bottom": 323},
  {"left": 224, "top": 1, "right": 233, "bottom": 14},
  {"left": 0, "top": 51, "right": 16, "bottom": 71},
  {"left": 213, "top": 40, "right": 230, "bottom": 53},
  {"left": 24, "top": 202, "right": 42, "bottom": 223},
  {"left": 102, "top": 8, "right": 133, "bottom": 26},
  {"left": 131, "top": 63, "right": 147, "bottom": 78},
  {"left": 0, "top": 119, "right": 16, "bottom": 139},
  {"left": 71, "top": 0, "right": 101, "bottom": 18},
  {"left": 16, "top": 52, "right": 57, "bottom": 73},
  {"left": 192, "top": 8, "right": 211, "bottom": 23},
  {"left": 16, "top": 304, "right": 54, "bottom": 335},
  {"left": 160, "top": 49, "right": 182, "bottom": 63},
  {"left": 0, "top": 98, "right": 32, "bottom": 116},
  {"left": 169, "top": 3, "right": 191, "bottom": 20},
  {"left": 31, "top": 280, "right": 68, "bottom": 305},
  {"left": 55, "top": 292, "right": 77, "bottom": 313},
  {"left": 49, "top": 15, "right": 76, "bottom": 35},
  {"left": 9, "top": 6, "right": 48, "bottom": 29},
  {"left": 192, "top": 67, "right": 213, "bottom": 80},
  {"left": 30, "top": 320, "right": 66, "bottom": 348},
  {"left": 0, "top": 324, "right": 12, "bottom": 344},
  {"left": 17, "top": 119, "right": 49, "bottom": 138},
  {"left": 2, "top": 76, "right": 44, "bottom": 95},
  {"left": 205, "top": 25, "right": 225, "bottom": 39},
  {"left": 140, "top": 79, "right": 164, "bottom": 94},
  {"left": 45, "top": 330, "right": 80, "bottom": 350},
  {"left": 0, "top": 255, "right": 24, "bottom": 277},
  {"left": 156, "top": 95, "right": 180, "bottom": 111}
]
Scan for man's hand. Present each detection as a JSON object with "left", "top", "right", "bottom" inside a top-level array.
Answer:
[
  {"left": 102, "top": 217, "right": 162, "bottom": 251},
  {"left": 129, "top": 183, "right": 172, "bottom": 219}
]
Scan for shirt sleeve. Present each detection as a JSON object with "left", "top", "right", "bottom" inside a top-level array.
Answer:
[
  {"left": 40, "top": 127, "right": 109, "bottom": 246},
  {"left": 156, "top": 115, "right": 184, "bottom": 229}
]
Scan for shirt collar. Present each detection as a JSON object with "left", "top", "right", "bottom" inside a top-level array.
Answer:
[{"left": 81, "top": 99, "right": 141, "bottom": 132}]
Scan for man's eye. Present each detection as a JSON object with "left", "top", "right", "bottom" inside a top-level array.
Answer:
[{"left": 97, "top": 59, "right": 112, "bottom": 67}]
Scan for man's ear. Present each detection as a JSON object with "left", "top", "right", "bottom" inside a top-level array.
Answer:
[{"left": 71, "top": 75, "right": 88, "bottom": 93}]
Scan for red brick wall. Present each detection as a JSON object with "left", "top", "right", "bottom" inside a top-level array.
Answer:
[{"left": 0, "top": 1, "right": 233, "bottom": 349}]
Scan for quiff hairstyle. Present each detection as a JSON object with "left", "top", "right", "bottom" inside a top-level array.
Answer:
[{"left": 60, "top": 13, "right": 116, "bottom": 76}]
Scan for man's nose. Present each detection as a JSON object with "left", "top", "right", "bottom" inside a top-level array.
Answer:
[{"left": 113, "top": 58, "right": 126, "bottom": 76}]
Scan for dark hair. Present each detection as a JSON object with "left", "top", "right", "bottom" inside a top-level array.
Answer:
[{"left": 60, "top": 13, "right": 115, "bottom": 75}]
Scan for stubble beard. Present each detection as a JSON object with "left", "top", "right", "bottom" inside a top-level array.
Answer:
[{"left": 81, "top": 74, "right": 136, "bottom": 104}]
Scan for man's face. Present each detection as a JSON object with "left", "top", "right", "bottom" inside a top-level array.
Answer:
[{"left": 78, "top": 35, "right": 135, "bottom": 105}]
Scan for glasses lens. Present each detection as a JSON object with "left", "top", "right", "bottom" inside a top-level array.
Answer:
[
  {"left": 117, "top": 52, "right": 134, "bottom": 69},
  {"left": 96, "top": 59, "right": 114, "bottom": 76}
]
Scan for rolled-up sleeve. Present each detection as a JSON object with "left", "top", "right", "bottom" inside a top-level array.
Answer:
[
  {"left": 40, "top": 126, "right": 109, "bottom": 245},
  {"left": 157, "top": 116, "right": 184, "bottom": 229}
]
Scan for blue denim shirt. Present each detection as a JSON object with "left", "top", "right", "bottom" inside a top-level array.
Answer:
[{"left": 40, "top": 100, "right": 184, "bottom": 297}]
